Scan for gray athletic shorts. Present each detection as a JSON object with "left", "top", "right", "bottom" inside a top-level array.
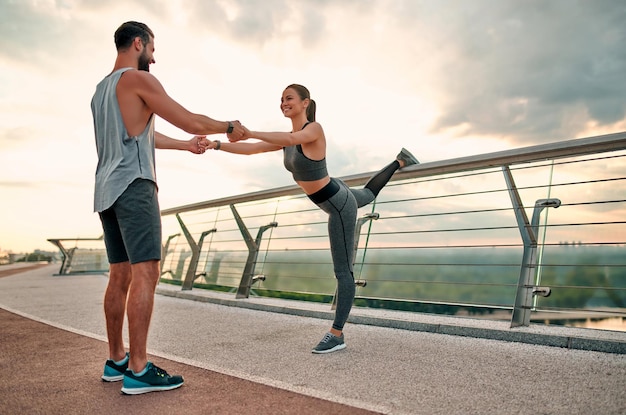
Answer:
[{"left": 98, "top": 178, "right": 162, "bottom": 264}]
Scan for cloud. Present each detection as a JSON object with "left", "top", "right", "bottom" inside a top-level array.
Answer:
[
  {"left": 182, "top": 0, "right": 402, "bottom": 55},
  {"left": 0, "top": 1, "right": 91, "bottom": 66},
  {"left": 0, "top": 126, "right": 32, "bottom": 147},
  {"left": 0, "top": 181, "right": 38, "bottom": 189},
  {"left": 415, "top": 0, "right": 626, "bottom": 144},
  {"left": 0, "top": 1, "right": 62, "bottom": 63},
  {"left": 1, "top": 0, "right": 624, "bottom": 254},
  {"left": 5, "top": 0, "right": 623, "bottom": 148},
  {"left": 0, "top": 0, "right": 169, "bottom": 68},
  {"left": 183, "top": 0, "right": 335, "bottom": 48}
]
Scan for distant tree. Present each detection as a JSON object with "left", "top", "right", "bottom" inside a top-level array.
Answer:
[{"left": 17, "top": 253, "right": 53, "bottom": 263}]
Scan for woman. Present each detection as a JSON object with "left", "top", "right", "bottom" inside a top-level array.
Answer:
[{"left": 210, "top": 84, "right": 418, "bottom": 353}]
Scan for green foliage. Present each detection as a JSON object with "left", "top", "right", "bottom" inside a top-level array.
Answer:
[
  {"left": 161, "top": 245, "right": 626, "bottom": 313},
  {"left": 17, "top": 253, "right": 53, "bottom": 262}
]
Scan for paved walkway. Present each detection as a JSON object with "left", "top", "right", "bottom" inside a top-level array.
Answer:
[{"left": 1, "top": 264, "right": 625, "bottom": 414}]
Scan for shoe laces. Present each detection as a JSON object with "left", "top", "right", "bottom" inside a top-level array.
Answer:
[
  {"left": 320, "top": 333, "right": 335, "bottom": 343},
  {"left": 150, "top": 364, "right": 170, "bottom": 378}
]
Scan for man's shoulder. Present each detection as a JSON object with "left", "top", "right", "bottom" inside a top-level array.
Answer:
[
  {"left": 117, "top": 69, "right": 160, "bottom": 92},
  {"left": 119, "top": 68, "right": 152, "bottom": 81}
]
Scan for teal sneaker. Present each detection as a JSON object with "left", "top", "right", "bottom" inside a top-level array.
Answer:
[
  {"left": 312, "top": 332, "right": 346, "bottom": 354},
  {"left": 101, "top": 352, "right": 129, "bottom": 382},
  {"left": 121, "top": 362, "right": 184, "bottom": 395},
  {"left": 397, "top": 148, "right": 419, "bottom": 168}
]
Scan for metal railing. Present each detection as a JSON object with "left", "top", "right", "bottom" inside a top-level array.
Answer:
[
  {"left": 51, "top": 132, "right": 626, "bottom": 328},
  {"left": 47, "top": 236, "right": 108, "bottom": 275}
]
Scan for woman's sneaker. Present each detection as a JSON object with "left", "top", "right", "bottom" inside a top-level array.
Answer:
[
  {"left": 121, "top": 362, "right": 184, "bottom": 395},
  {"left": 397, "top": 148, "right": 419, "bottom": 168},
  {"left": 101, "top": 352, "right": 129, "bottom": 382},
  {"left": 312, "top": 332, "right": 346, "bottom": 354}
]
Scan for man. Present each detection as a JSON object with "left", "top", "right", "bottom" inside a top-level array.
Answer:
[{"left": 92, "top": 21, "right": 244, "bottom": 395}]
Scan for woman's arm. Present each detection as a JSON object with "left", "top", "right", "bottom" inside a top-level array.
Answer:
[
  {"left": 232, "top": 123, "right": 324, "bottom": 147},
  {"left": 208, "top": 140, "right": 282, "bottom": 155}
]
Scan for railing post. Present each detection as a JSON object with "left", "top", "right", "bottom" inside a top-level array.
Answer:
[
  {"left": 64, "top": 247, "right": 76, "bottom": 274},
  {"left": 174, "top": 213, "right": 217, "bottom": 291},
  {"left": 331, "top": 212, "right": 379, "bottom": 310},
  {"left": 503, "top": 166, "right": 561, "bottom": 327},
  {"left": 47, "top": 239, "right": 69, "bottom": 275},
  {"left": 160, "top": 233, "right": 180, "bottom": 275},
  {"left": 47, "top": 236, "right": 105, "bottom": 275},
  {"left": 230, "top": 204, "right": 278, "bottom": 299},
  {"left": 190, "top": 229, "right": 218, "bottom": 281}
]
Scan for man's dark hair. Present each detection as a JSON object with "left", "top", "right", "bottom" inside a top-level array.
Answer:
[{"left": 114, "top": 21, "right": 154, "bottom": 51}]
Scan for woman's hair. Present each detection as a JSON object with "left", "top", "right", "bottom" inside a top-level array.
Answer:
[
  {"left": 114, "top": 21, "right": 154, "bottom": 51},
  {"left": 286, "top": 84, "right": 316, "bottom": 122}
]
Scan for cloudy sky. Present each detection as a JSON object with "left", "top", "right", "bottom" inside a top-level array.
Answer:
[{"left": 1, "top": 0, "right": 625, "bottom": 253}]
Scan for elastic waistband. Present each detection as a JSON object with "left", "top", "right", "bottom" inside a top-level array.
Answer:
[{"left": 307, "top": 178, "right": 340, "bottom": 204}]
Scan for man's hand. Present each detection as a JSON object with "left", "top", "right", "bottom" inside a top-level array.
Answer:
[
  {"left": 226, "top": 120, "right": 245, "bottom": 142},
  {"left": 189, "top": 135, "right": 209, "bottom": 154},
  {"left": 228, "top": 124, "right": 251, "bottom": 143}
]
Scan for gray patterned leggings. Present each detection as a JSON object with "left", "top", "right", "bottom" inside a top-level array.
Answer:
[{"left": 309, "top": 160, "right": 400, "bottom": 330}]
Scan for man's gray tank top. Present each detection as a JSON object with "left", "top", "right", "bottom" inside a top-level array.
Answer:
[
  {"left": 91, "top": 67, "right": 156, "bottom": 213},
  {"left": 283, "top": 122, "right": 328, "bottom": 181}
]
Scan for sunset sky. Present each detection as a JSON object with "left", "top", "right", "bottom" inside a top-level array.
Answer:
[{"left": 1, "top": 0, "right": 625, "bottom": 253}]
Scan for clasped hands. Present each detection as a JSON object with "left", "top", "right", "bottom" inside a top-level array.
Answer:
[
  {"left": 227, "top": 121, "right": 250, "bottom": 143},
  {"left": 188, "top": 120, "right": 249, "bottom": 154},
  {"left": 190, "top": 135, "right": 210, "bottom": 154}
]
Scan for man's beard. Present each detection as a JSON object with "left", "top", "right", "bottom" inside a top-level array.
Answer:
[{"left": 138, "top": 52, "right": 150, "bottom": 72}]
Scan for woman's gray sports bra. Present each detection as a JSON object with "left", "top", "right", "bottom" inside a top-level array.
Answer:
[{"left": 283, "top": 122, "right": 328, "bottom": 181}]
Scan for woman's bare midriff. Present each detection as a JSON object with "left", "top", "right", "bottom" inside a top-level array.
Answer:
[{"left": 296, "top": 176, "right": 331, "bottom": 195}]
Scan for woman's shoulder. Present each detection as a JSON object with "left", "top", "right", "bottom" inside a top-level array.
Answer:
[{"left": 303, "top": 121, "right": 324, "bottom": 132}]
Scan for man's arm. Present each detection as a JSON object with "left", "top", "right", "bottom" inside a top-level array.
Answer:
[
  {"left": 155, "top": 132, "right": 209, "bottom": 154},
  {"left": 122, "top": 69, "right": 244, "bottom": 138}
]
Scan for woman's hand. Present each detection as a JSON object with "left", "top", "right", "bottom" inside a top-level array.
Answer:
[
  {"left": 228, "top": 125, "right": 252, "bottom": 142},
  {"left": 188, "top": 135, "right": 209, "bottom": 154}
]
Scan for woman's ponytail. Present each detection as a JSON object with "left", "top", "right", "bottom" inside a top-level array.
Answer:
[
  {"left": 286, "top": 83, "right": 316, "bottom": 122},
  {"left": 306, "top": 99, "right": 316, "bottom": 122}
]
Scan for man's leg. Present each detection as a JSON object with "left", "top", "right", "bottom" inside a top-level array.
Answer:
[
  {"left": 121, "top": 258, "right": 184, "bottom": 394},
  {"left": 104, "top": 261, "right": 132, "bottom": 362},
  {"left": 126, "top": 259, "right": 160, "bottom": 373}
]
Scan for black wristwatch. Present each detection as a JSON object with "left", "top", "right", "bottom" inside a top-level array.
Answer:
[{"left": 226, "top": 121, "right": 234, "bottom": 134}]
